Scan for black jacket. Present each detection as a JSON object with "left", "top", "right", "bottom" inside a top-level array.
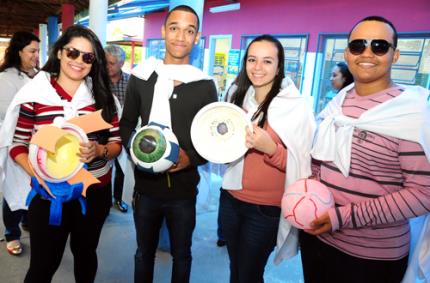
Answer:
[{"left": 120, "top": 72, "right": 218, "bottom": 199}]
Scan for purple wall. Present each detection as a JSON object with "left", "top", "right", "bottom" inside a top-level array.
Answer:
[{"left": 144, "top": 0, "right": 430, "bottom": 51}]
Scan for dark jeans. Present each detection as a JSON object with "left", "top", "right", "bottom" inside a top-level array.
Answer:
[
  {"left": 217, "top": 188, "right": 224, "bottom": 241},
  {"left": 133, "top": 193, "right": 196, "bottom": 283},
  {"left": 299, "top": 231, "right": 408, "bottom": 283},
  {"left": 24, "top": 183, "right": 112, "bottom": 283},
  {"left": 219, "top": 190, "right": 280, "bottom": 283},
  {"left": 113, "top": 159, "right": 124, "bottom": 201},
  {"left": 2, "top": 199, "right": 27, "bottom": 241}
]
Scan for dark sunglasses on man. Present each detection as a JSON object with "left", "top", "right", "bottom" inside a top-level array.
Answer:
[
  {"left": 62, "top": 47, "right": 96, "bottom": 64},
  {"left": 348, "top": 39, "right": 396, "bottom": 56}
]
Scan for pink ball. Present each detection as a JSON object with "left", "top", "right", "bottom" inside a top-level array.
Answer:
[{"left": 282, "top": 179, "right": 334, "bottom": 229}]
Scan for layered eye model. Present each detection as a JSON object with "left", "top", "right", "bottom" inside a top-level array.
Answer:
[
  {"left": 29, "top": 123, "right": 88, "bottom": 183},
  {"left": 27, "top": 110, "right": 113, "bottom": 196}
]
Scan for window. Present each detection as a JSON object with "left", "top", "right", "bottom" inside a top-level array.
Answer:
[
  {"left": 146, "top": 38, "right": 165, "bottom": 60},
  {"left": 393, "top": 36, "right": 430, "bottom": 87},
  {"left": 312, "top": 34, "right": 348, "bottom": 114},
  {"left": 146, "top": 37, "right": 206, "bottom": 69}
]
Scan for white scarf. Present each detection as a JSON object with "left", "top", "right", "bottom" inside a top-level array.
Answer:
[
  {"left": 221, "top": 78, "right": 316, "bottom": 262},
  {"left": 0, "top": 71, "right": 95, "bottom": 210},
  {"left": 131, "top": 56, "right": 211, "bottom": 128},
  {"left": 402, "top": 214, "right": 430, "bottom": 283},
  {"left": 311, "top": 84, "right": 430, "bottom": 176}
]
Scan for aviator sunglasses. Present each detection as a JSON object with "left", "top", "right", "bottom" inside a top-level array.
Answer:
[
  {"left": 348, "top": 39, "right": 395, "bottom": 56},
  {"left": 62, "top": 47, "right": 96, "bottom": 64}
]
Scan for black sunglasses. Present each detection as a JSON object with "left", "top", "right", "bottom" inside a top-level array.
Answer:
[
  {"left": 348, "top": 39, "right": 395, "bottom": 56},
  {"left": 62, "top": 47, "right": 96, "bottom": 64}
]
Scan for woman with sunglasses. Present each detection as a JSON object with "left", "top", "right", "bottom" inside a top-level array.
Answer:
[
  {"left": 0, "top": 25, "right": 121, "bottom": 282},
  {"left": 219, "top": 35, "right": 315, "bottom": 282},
  {"left": 0, "top": 31, "right": 40, "bottom": 256}
]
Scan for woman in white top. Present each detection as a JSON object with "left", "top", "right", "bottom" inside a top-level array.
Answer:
[
  {"left": 0, "top": 31, "right": 39, "bottom": 255},
  {"left": 0, "top": 32, "right": 39, "bottom": 121}
]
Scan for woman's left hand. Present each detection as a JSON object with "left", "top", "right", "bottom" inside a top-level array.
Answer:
[
  {"left": 78, "top": 141, "right": 99, "bottom": 163},
  {"left": 304, "top": 212, "right": 332, "bottom": 235},
  {"left": 245, "top": 124, "right": 277, "bottom": 155}
]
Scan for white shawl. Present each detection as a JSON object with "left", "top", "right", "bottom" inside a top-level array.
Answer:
[
  {"left": 221, "top": 78, "right": 316, "bottom": 263},
  {"left": 0, "top": 71, "right": 95, "bottom": 210},
  {"left": 311, "top": 84, "right": 430, "bottom": 176}
]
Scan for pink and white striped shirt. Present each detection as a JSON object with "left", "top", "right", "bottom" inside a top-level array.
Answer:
[{"left": 315, "top": 86, "right": 430, "bottom": 260}]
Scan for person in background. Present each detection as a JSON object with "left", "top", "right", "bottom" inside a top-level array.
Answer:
[
  {"left": 104, "top": 44, "right": 129, "bottom": 213},
  {"left": 307, "top": 16, "right": 430, "bottom": 283},
  {"left": 219, "top": 34, "right": 315, "bottom": 283},
  {"left": 120, "top": 5, "right": 218, "bottom": 283},
  {"left": 325, "top": 61, "right": 353, "bottom": 103},
  {"left": 0, "top": 31, "right": 40, "bottom": 255},
  {"left": 330, "top": 62, "right": 353, "bottom": 93},
  {"left": 0, "top": 25, "right": 121, "bottom": 282}
]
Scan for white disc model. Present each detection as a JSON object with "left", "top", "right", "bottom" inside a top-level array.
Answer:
[{"left": 191, "top": 101, "right": 251, "bottom": 164}]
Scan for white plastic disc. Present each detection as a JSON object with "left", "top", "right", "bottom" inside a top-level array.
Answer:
[{"left": 191, "top": 102, "right": 251, "bottom": 164}]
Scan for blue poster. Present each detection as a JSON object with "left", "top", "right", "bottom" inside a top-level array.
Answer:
[{"left": 227, "top": 49, "right": 240, "bottom": 75}]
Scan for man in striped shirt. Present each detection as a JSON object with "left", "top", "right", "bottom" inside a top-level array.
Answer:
[{"left": 301, "top": 16, "right": 430, "bottom": 283}]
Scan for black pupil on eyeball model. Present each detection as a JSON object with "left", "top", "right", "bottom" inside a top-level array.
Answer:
[
  {"left": 217, "top": 122, "right": 228, "bottom": 135},
  {"left": 139, "top": 135, "right": 157, "bottom": 153}
]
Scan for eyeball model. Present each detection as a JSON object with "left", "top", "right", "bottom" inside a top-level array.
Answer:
[
  {"left": 28, "top": 120, "right": 88, "bottom": 183},
  {"left": 130, "top": 123, "right": 179, "bottom": 173},
  {"left": 282, "top": 179, "right": 335, "bottom": 229}
]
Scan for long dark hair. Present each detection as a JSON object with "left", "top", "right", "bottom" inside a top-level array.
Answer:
[
  {"left": 0, "top": 31, "right": 40, "bottom": 74},
  {"left": 41, "top": 25, "right": 115, "bottom": 122},
  {"left": 230, "top": 34, "right": 285, "bottom": 127},
  {"left": 336, "top": 62, "right": 354, "bottom": 90}
]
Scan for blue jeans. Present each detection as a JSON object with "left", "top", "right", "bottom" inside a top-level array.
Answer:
[
  {"left": 3, "top": 199, "right": 26, "bottom": 242},
  {"left": 219, "top": 190, "right": 280, "bottom": 283},
  {"left": 133, "top": 193, "right": 196, "bottom": 283}
]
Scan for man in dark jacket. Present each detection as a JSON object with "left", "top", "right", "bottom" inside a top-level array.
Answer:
[{"left": 120, "top": 5, "right": 217, "bottom": 283}]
